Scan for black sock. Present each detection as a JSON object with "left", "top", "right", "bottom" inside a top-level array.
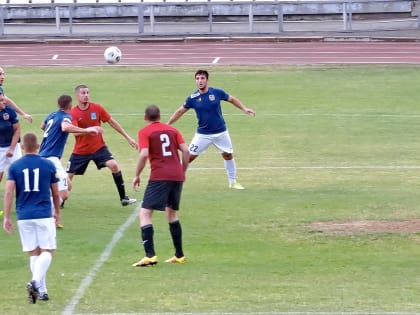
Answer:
[
  {"left": 112, "top": 171, "right": 126, "bottom": 200},
  {"left": 169, "top": 220, "right": 184, "bottom": 258},
  {"left": 141, "top": 224, "right": 155, "bottom": 257}
]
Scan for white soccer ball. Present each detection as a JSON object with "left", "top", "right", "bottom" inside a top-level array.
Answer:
[{"left": 104, "top": 46, "right": 122, "bottom": 64}]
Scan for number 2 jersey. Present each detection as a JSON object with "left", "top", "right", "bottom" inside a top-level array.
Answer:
[
  {"left": 8, "top": 154, "right": 59, "bottom": 220},
  {"left": 39, "top": 110, "right": 72, "bottom": 159},
  {"left": 138, "top": 122, "right": 185, "bottom": 182}
]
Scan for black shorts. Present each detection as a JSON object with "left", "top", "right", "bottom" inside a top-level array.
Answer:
[
  {"left": 66, "top": 146, "right": 114, "bottom": 175},
  {"left": 142, "top": 180, "right": 183, "bottom": 211}
]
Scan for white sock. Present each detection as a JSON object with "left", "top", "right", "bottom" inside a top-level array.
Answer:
[
  {"left": 30, "top": 255, "right": 38, "bottom": 274},
  {"left": 224, "top": 159, "right": 237, "bottom": 184},
  {"left": 32, "top": 252, "right": 52, "bottom": 290}
]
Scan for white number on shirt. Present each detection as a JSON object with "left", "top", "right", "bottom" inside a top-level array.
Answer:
[
  {"left": 43, "top": 119, "right": 54, "bottom": 138},
  {"left": 22, "top": 168, "right": 40, "bottom": 192},
  {"left": 160, "top": 134, "right": 172, "bottom": 157}
]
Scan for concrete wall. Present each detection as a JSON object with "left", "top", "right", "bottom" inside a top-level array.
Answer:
[{"left": 0, "top": 0, "right": 414, "bottom": 20}]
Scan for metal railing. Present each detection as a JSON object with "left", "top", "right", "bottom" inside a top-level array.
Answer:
[{"left": 0, "top": 0, "right": 417, "bottom": 37}]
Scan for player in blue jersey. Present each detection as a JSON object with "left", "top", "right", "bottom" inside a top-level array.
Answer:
[
  {"left": 39, "top": 94, "right": 103, "bottom": 228},
  {"left": 3, "top": 133, "right": 60, "bottom": 304},
  {"left": 0, "top": 66, "right": 32, "bottom": 122},
  {"left": 0, "top": 92, "right": 21, "bottom": 183},
  {"left": 168, "top": 69, "right": 256, "bottom": 189}
]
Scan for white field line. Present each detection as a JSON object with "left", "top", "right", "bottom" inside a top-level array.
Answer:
[
  {"left": 62, "top": 204, "right": 140, "bottom": 315},
  {"left": 189, "top": 166, "right": 420, "bottom": 170},
  {"left": 27, "top": 112, "right": 420, "bottom": 118}
]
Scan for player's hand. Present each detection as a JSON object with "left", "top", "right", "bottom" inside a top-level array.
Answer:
[
  {"left": 23, "top": 113, "right": 33, "bottom": 123},
  {"left": 3, "top": 217, "right": 13, "bottom": 234},
  {"left": 127, "top": 137, "right": 138, "bottom": 150},
  {"left": 6, "top": 148, "right": 13, "bottom": 157},
  {"left": 244, "top": 108, "right": 256, "bottom": 117},
  {"left": 132, "top": 176, "right": 140, "bottom": 191},
  {"left": 87, "top": 126, "right": 103, "bottom": 135}
]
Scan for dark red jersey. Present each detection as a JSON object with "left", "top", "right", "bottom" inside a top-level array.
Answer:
[{"left": 138, "top": 122, "right": 185, "bottom": 181}]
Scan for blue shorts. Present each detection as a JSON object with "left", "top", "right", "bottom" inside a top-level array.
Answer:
[
  {"left": 66, "top": 146, "right": 114, "bottom": 175},
  {"left": 142, "top": 180, "right": 183, "bottom": 211}
]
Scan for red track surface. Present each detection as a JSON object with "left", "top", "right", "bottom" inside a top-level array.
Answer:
[{"left": 1, "top": 41, "right": 420, "bottom": 66}]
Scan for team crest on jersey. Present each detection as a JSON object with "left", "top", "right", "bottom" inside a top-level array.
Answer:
[
  {"left": 2, "top": 112, "right": 9, "bottom": 120},
  {"left": 209, "top": 95, "right": 215, "bottom": 101},
  {"left": 90, "top": 112, "right": 97, "bottom": 120},
  {"left": 197, "top": 97, "right": 201, "bottom": 102}
]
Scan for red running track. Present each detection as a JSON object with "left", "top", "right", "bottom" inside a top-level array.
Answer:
[{"left": 1, "top": 41, "right": 420, "bottom": 66}]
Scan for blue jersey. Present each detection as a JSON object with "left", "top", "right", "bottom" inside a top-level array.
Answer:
[
  {"left": 184, "top": 87, "right": 229, "bottom": 135},
  {"left": 39, "top": 110, "right": 72, "bottom": 159},
  {"left": 8, "top": 154, "right": 59, "bottom": 220},
  {"left": 0, "top": 106, "right": 19, "bottom": 147}
]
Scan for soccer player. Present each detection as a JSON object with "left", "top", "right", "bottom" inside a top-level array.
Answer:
[
  {"left": 67, "top": 84, "right": 137, "bottom": 206},
  {"left": 0, "top": 92, "right": 21, "bottom": 183},
  {"left": 167, "top": 69, "right": 256, "bottom": 190},
  {"left": 0, "top": 66, "right": 32, "bottom": 123},
  {"left": 131, "top": 104, "right": 189, "bottom": 267},
  {"left": 39, "top": 94, "right": 103, "bottom": 228},
  {"left": 3, "top": 133, "right": 60, "bottom": 304}
]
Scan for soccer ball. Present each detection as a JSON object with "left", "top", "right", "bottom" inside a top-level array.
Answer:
[{"left": 104, "top": 46, "right": 122, "bottom": 64}]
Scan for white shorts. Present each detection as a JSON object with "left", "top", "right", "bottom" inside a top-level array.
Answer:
[
  {"left": 45, "top": 156, "right": 68, "bottom": 192},
  {"left": 189, "top": 130, "right": 233, "bottom": 156},
  {"left": 0, "top": 143, "right": 22, "bottom": 172},
  {"left": 17, "top": 218, "right": 57, "bottom": 252}
]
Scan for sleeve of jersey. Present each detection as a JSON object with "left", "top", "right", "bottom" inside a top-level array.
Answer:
[
  {"left": 7, "top": 165, "right": 16, "bottom": 181},
  {"left": 11, "top": 111, "right": 19, "bottom": 124},
  {"left": 183, "top": 97, "right": 192, "bottom": 109},
  {"left": 218, "top": 88, "right": 230, "bottom": 101},
  {"left": 63, "top": 113, "right": 72, "bottom": 124},
  {"left": 138, "top": 129, "right": 149, "bottom": 150},
  {"left": 99, "top": 105, "right": 111, "bottom": 122},
  {"left": 176, "top": 129, "right": 185, "bottom": 145}
]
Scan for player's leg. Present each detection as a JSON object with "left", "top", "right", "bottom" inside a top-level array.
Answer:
[
  {"left": 0, "top": 147, "right": 8, "bottom": 182},
  {"left": 132, "top": 181, "right": 169, "bottom": 267},
  {"left": 31, "top": 218, "right": 56, "bottom": 301},
  {"left": 94, "top": 146, "right": 136, "bottom": 206},
  {"left": 18, "top": 220, "right": 41, "bottom": 304},
  {"left": 48, "top": 157, "right": 68, "bottom": 227},
  {"left": 213, "top": 131, "right": 244, "bottom": 189},
  {"left": 165, "top": 181, "right": 185, "bottom": 263},
  {"left": 188, "top": 133, "right": 213, "bottom": 163}
]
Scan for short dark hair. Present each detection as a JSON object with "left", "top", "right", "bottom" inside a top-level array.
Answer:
[
  {"left": 57, "top": 94, "right": 72, "bottom": 110},
  {"left": 145, "top": 104, "right": 160, "bottom": 121},
  {"left": 195, "top": 69, "right": 209, "bottom": 79},
  {"left": 23, "top": 133, "right": 38, "bottom": 152},
  {"left": 75, "top": 84, "right": 88, "bottom": 92}
]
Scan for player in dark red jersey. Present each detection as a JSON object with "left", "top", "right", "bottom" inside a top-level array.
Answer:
[
  {"left": 131, "top": 104, "right": 189, "bottom": 267},
  {"left": 66, "top": 84, "right": 138, "bottom": 207}
]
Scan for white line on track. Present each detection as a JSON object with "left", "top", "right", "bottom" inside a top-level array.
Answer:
[
  {"left": 75, "top": 311, "right": 420, "bottom": 315},
  {"left": 61, "top": 205, "right": 139, "bottom": 315}
]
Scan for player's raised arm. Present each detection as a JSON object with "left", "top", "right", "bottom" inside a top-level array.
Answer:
[
  {"left": 167, "top": 106, "right": 189, "bottom": 125},
  {"left": 107, "top": 117, "right": 138, "bottom": 149},
  {"left": 227, "top": 95, "right": 256, "bottom": 117}
]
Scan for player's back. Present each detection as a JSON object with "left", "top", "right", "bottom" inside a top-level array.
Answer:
[
  {"left": 8, "top": 154, "right": 58, "bottom": 220},
  {"left": 139, "top": 122, "right": 185, "bottom": 182},
  {"left": 39, "top": 110, "right": 71, "bottom": 158}
]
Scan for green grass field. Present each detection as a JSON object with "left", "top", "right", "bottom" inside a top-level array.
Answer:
[{"left": 2, "top": 65, "right": 420, "bottom": 314}]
